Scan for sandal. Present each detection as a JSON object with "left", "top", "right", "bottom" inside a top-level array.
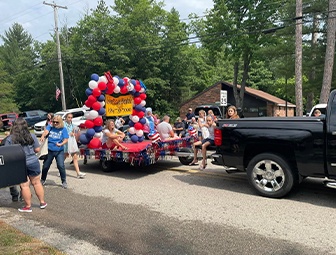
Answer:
[{"left": 189, "top": 161, "right": 198, "bottom": 166}]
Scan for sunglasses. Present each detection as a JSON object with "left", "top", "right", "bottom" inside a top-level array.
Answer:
[{"left": 53, "top": 121, "right": 59, "bottom": 124}]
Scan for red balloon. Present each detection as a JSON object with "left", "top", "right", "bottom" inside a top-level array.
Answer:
[
  {"left": 134, "top": 97, "right": 141, "bottom": 105},
  {"left": 134, "top": 84, "right": 141, "bottom": 92},
  {"left": 88, "top": 95, "right": 97, "bottom": 103},
  {"left": 98, "top": 82, "right": 107, "bottom": 91},
  {"left": 137, "top": 111, "right": 145, "bottom": 119},
  {"left": 134, "top": 122, "right": 143, "bottom": 130},
  {"left": 120, "top": 86, "right": 128, "bottom": 94},
  {"left": 92, "top": 102, "right": 101, "bottom": 111},
  {"left": 93, "top": 117, "right": 103, "bottom": 126},
  {"left": 88, "top": 137, "right": 102, "bottom": 149},
  {"left": 106, "top": 83, "right": 115, "bottom": 94},
  {"left": 92, "top": 88, "right": 101, "bottom": 97},
  {"left": 85, "top": 120, "right": 94, "bottom": 129},
  {"left": 139, "top": 93, "right": 147, "bottom": 100},
  {"left": 85, "top": 100, "right": 93, "bottom": 108}
]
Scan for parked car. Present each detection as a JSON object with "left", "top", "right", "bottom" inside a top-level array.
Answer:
[
  {"left": 34, "top": 108, "right": 87, "bottom": 136},
  {"left": 18, "top": 110, "right": 47, "bottom": 128},
  {"left": 194, "top": 105, "right": 223, "bottom": 120},
  {"left": 0, "top": 112, "right": 18, "bottom": 131},
  {"left": 307, "top": 103, "right": 327, "bottom": 117}
]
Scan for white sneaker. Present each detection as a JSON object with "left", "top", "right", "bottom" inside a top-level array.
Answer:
[{"left": 77, "top": 172, "right": 86, "bottom": 179}]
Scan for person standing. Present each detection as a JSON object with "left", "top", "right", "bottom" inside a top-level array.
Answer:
[
  {"left": 5, "top": 117, "right": 47, "bottom": 212},
  {"left": 184, "top": 108, "right": 195, "bottom": 129},
  {"left": 40, "top": 115, "right": 69, "bottom": 189},
  {"left": 64, "top": 113, "right": 86, "bottom": 178}
]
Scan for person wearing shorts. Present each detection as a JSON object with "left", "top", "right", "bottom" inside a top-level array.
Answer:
[{"left": 5, "top": 117, "right": 47, "bottom": 213}]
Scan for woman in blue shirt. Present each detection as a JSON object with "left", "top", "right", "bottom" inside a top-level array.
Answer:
[{"left": 40, "top": 115, "right": 69, "bottom": 189}]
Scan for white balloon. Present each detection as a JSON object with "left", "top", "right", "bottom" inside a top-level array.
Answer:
[
  {"left": 114, "top": 86, "right": 120, "bottom": 94},
  {"left": 89, "top": 110, "right": 99, "bottom": 119},
  {"left": 98, "top": 76, "right": 108, "bottom": 84},
  {"left": 89, "top": 80, "right": 98, "bottom": 89},
  {"left": 140, "top": 100, "right": 146, "bottom": 106},
  {"left": 99, "top": 101, "right": 105, "bottom": 107},
  {"left": 139, "top": 88, "right": 145, "bottom": 93},
  {"left": 136, "top": 129, "right": 144, "bottom": 137},
  {"left": 113, "top": 77, "right": 119, "bottom": 86},
  {"left": 84, "top": 111, "right": 90, "bottom": 119},
  {"left": 132, "top": 115, "right": 139, "bottom": 123},
  {"left": 94, "top": 132, "right": 102, "bottom": 138},
  {"left": 127, "top": 83, "right": 134, "bottom": 91},
  {"left": 129, "top": 127, "right": 136, "bottom": 134}
]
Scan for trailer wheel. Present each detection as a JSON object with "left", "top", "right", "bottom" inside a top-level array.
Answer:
[
  {"left": 100, "top": 157, "right": 115, "bottom": 172},
  {"left": 246, "top": 153, "right": 295, "bottom": 198},
  {"left": 178, "top": 148, "right": 194, "bottom": 165}
]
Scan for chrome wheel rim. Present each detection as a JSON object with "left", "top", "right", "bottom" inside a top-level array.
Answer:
[{"left": 252, "top": 159, "right": 285, "bottom": 192}]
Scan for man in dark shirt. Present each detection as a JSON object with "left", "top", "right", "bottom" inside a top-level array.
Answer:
[{"left": 184, "top": 108, "right": 195, "bottom": 129}]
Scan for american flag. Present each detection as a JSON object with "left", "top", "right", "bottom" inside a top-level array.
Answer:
[{"left": 55, "top": 86, "right": 61, "bottom": 101}]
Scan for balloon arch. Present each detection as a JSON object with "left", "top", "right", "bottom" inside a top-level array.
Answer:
[{"left": 79, "top": 71, "right": 148, "bottom": 149}]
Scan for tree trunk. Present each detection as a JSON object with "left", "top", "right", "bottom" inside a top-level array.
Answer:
[
  {"left": 295, "top": 0, "right": 303, "bottom": 116},
  {"left": 232, "top": 62, "right": 241, "bottom": 108},
  {"left": 320, "top": 0, "right": 336, "bottom": 103},
  {"left": 240, "top": 53, "right": 251, "bottom": 110}
]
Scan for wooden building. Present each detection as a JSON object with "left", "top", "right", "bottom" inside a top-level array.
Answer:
[{"left": 180, "top": 81, "right": 296, "bottom": 118}]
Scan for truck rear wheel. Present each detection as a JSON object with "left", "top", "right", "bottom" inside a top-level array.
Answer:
[
  {"left": 178, "top": 148, "right": 194, "bottom": 165},
  {"left": 246, "top": 153, "right": 294, "bottom": 198}
]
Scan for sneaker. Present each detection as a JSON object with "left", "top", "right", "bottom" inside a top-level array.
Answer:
[
  {"left": 41, "top": 179, "right": 46, "bottom": 186},
  {"left": 77, "top": 172, "right": 86, "bottom": 179},
  {"left": 62, "top": 182, "right": 68, "bottom": 189},
  {"left": 18, "top": 206, "right": 32, "bottom": 213},
  {"left": 40, "top": 202, "right": 47, "bottom": 209}
]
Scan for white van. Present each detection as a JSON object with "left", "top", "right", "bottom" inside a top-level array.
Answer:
[{"left": 34, "top": 108, "right": 87, "bottom": 137}]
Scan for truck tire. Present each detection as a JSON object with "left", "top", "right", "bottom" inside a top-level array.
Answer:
[
  {"left": 178, "top": 148, "right": 194, "bottom": 165},
  {"left": 99, "top": 157, "right": 115, "bottom": 172},
  {"left": 246, "top": 153, "right": 294, "bottom": 198}
]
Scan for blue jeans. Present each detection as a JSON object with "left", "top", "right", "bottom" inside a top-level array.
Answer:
[{"left": 41, "top": 150, "right": 66, "bottom": 183}]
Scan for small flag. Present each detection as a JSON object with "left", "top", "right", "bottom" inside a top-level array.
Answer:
[{"left": 56, "top": 86, "right": 61, "bottom": 101}]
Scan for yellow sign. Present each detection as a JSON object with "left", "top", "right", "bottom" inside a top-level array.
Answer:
[{"left": 105, "top": 94, "right": 133, "bottom": 116}]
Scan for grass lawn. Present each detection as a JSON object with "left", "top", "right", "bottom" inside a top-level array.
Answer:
[{"left": 0, "top": 220, "right": 64, "bottom": 255}]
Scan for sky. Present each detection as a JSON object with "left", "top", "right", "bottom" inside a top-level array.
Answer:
[{"left": 0, "top": 0, "right": 214, "bottom": 44}]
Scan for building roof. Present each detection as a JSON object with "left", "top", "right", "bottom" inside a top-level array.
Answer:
[{"left": 182, "top": 81, "right": 296, "bottom": 107}]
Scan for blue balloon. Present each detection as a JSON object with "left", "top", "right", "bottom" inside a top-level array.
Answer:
[
  {"left": 85, "top": 88, "right": 93, "bottom": 96},
  {"left": 131, "top": 134, "right": 138, "bottom": 143},
  {"left": 141, "top": 106, "right": 146, "bottom": 112},
  {"left": 138, "top": 136, "right": 144, "bottom": 142},
  {"left": 86, "top": 128, "right": 95, "bottom": 138},
  {"left": 128, "top": 120, "right": 134, "bottom": 127},
  {"left": 79, "top": 133, "right": 89, "bottom": 144},
  {"left": 118, "top": 79, "right": 125, "bottom": 87},
  {"left": 134, "top": 104, "right": 142, "bottom": 112},
  {"left": 98, "top": 108, "right": 106, "bottom": 116},
  {"left": 97, "top": 95, "right": 105, "bottom": 102},
  {"left": 91, "top": 73, "right": 99, "bottom": 81},
  {"left": 139, "top": 118, "right": 146, "bottom": 125},
  {"left": 94, "top": 126, "right": 103, "bottom": 132},
  {"left": 134, "top": 92, "right": 140, "bottom": 97},
  {"left": 130, "top": 79, "right": 136, "bottom": 85}
]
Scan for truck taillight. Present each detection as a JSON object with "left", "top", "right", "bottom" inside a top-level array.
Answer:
[{"left": 214, "top": 128, "right": 222, "bottom": 146}]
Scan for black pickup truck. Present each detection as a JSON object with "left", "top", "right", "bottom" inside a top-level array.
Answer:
[{"left": 211, "top": 90, "right": 336, "bottom": 198}]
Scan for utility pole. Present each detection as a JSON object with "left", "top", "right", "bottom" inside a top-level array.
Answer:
[
  {"left": 43, "top": 1, "right": 67, "bottom": 110},
  {"left": 295, "top": 0, "right": 303, "bottom": 116}
]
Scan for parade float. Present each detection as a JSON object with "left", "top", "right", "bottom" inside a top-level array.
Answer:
[{"left": 78, "top": 71, "right": 197, "bottom": 171}]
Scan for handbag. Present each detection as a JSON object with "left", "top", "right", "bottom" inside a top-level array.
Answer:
[
  {"left": 201, "top": 126, "right": 210, "bottom": 139},
  {"left": 68, "top": 136, "right": 79, "bottom": 154},
  {"left": 37, "top": 138, "right": 48, "bottom": 160}
]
